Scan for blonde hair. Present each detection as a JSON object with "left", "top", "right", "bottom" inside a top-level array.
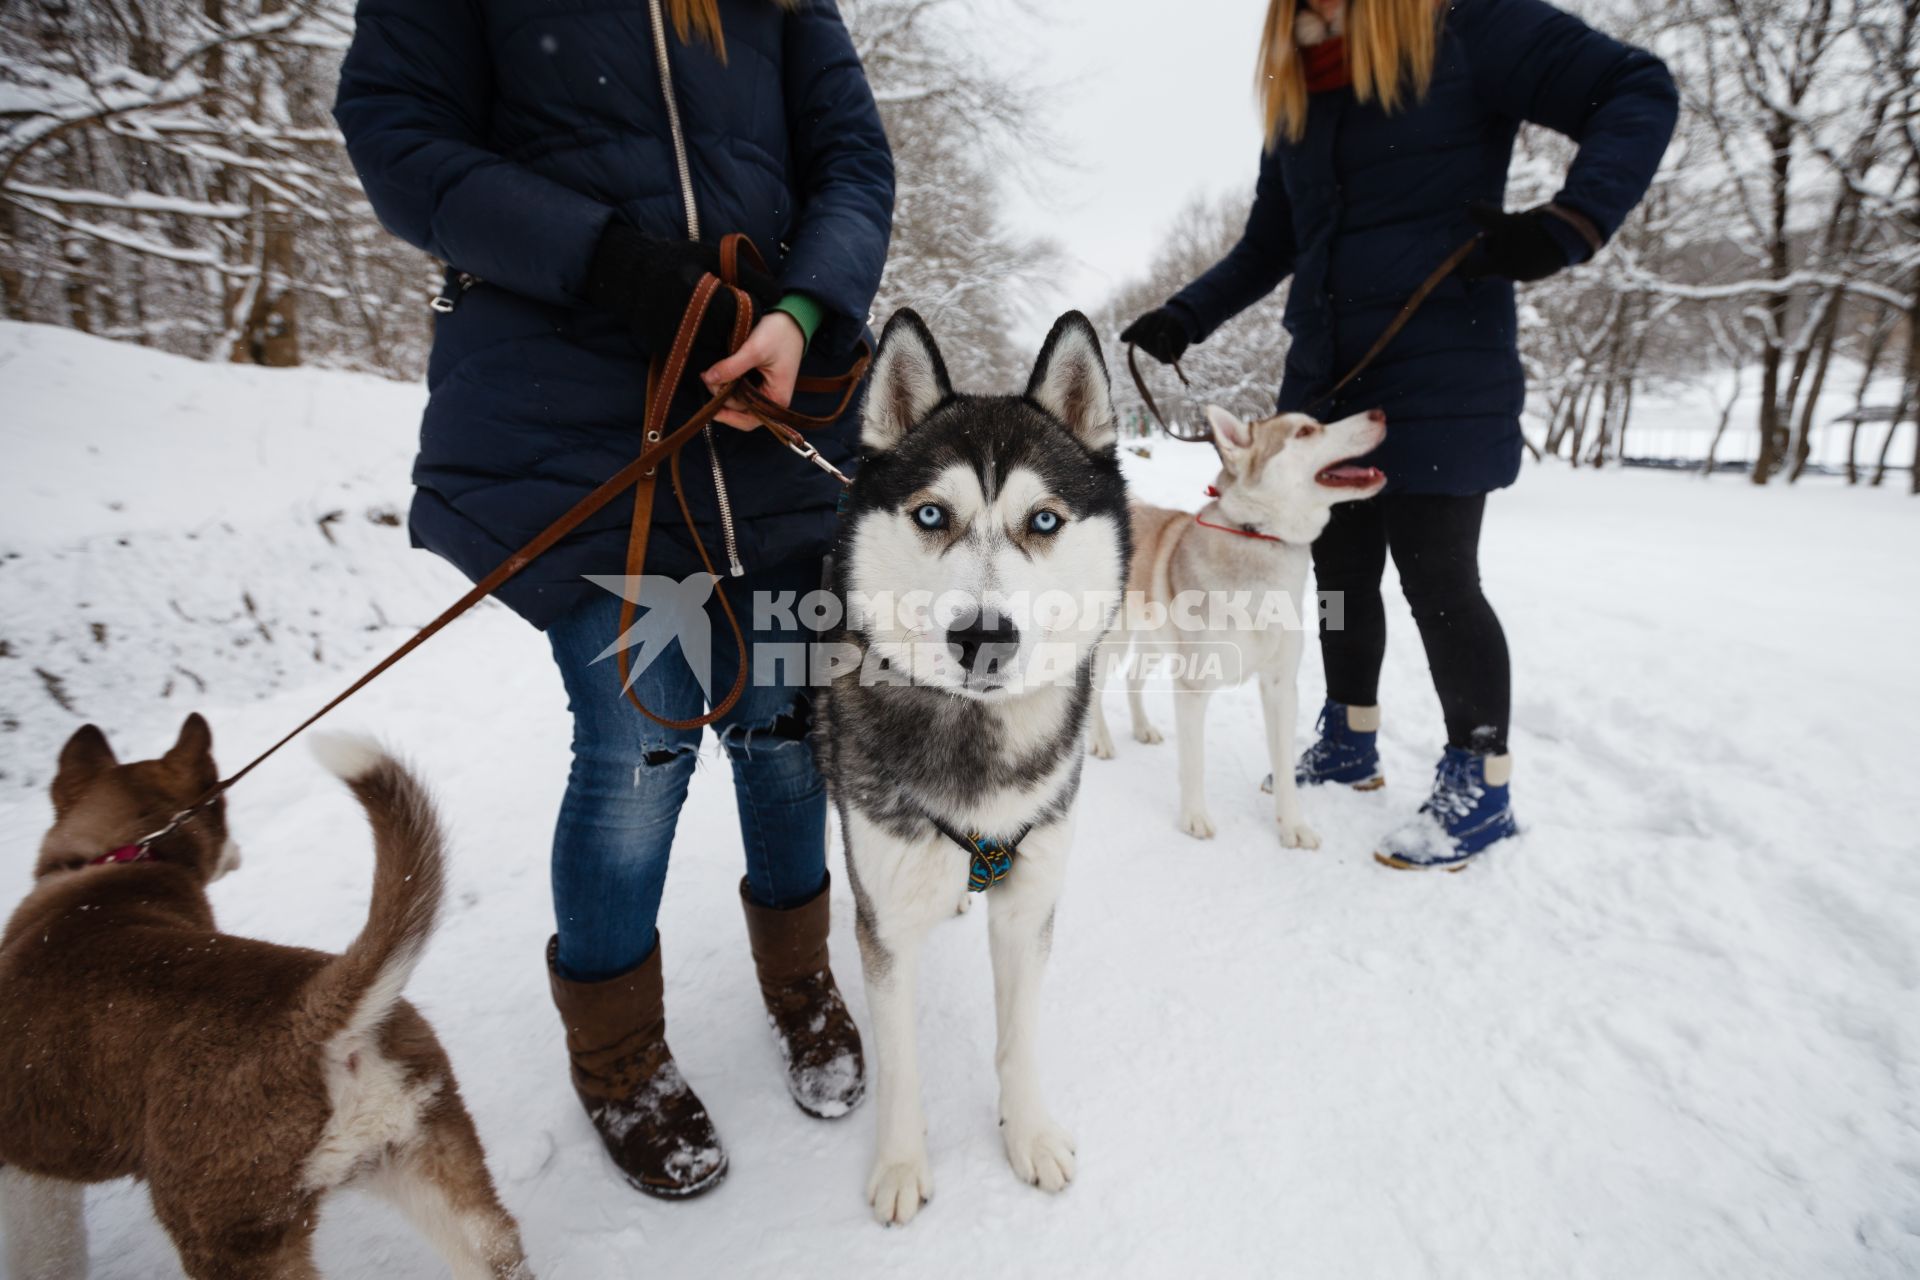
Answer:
[
  {"left": 1257, "top": 0, "right": 1442, "bottom": 145},
  {"left": 665, "top": 0, "right": 795, "bottom": 63}
]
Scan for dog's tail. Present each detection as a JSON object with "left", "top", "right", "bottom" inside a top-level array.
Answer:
[{"left": 296, "top": 733, "right": 446, "bottom": 1044}]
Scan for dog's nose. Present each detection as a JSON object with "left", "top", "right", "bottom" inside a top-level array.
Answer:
[
  {"left": 1368, "top": 409, "right": 1386, "bottom": 425},
  {"left": 947, "top": 615, "right": 1020, "bottom": 674}
]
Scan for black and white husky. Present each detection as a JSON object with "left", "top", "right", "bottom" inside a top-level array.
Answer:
[{"left": 817, "top": 309, "right": 1130, "bottom": 1226}]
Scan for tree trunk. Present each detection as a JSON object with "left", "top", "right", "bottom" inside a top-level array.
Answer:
[
  {"left": 0, "top": 204, "right": 25, "bottom": 320},
  {"left": 1542, "top": 388, "right": 1570, "bottom": 456},
  {"left": 227, "top": 202, "right": 301, "bottom": 366},
  {"left": 1615, "top": 379, "right": 1636, "bottom": 462},
  {"left": 1751, "top": 116, "right": 1795, "bottom": 486},
  {"left": 1845, "top": 312, "right": 1897, "bottom": 485},
  {"left": 1754, "top": 343, "right": 1786, "bottom": 483},
  {"left": 1568, "top": 382, "right": 1598, "bottom": 468},
  {"left": 225, "top": 0, "right": 301, "bottom": 369},
  {"left": 1870, "top": 417, "right": 1898, "bottom": 486},
  {"left": 1906, "top": 295, "right": 1920, "bottom": 495},
  {"left": 1786, "top": 300, "right": 1842, "bottom": 483},
  {"left": 1702, "top": 361, "right": 1744, "bottom": 478}
]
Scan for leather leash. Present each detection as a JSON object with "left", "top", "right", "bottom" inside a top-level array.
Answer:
[
  {"left": 1127, "top": 232, "right": 1484, "bottom": 437},
  {"left": 138, "top": 232, "right": 868, "bottom": 843},
  {"left": 1125, "top": 342, "right": 1190, "bottom": 436}
]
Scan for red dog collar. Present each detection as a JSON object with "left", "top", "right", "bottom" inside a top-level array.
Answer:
[
  {"left": 89, "top": 844, "right": 152, "bottom": 866},
  {"left": 1193, "top": 514, "right": 1286, "bottom": 543}
]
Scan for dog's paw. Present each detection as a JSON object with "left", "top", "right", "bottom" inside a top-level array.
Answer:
[
  {"left": 1004, "top": 1118, "right": 1077, "bottom": 1193},
  {"left": 867, "top": 1151, "right": 933, "bottom": 1226},
  {"left": 1180, "top": 808, "right": 1216, "bottom": 839},
  {"left": 1277, "top": 819, "right": 1321, "bottom": 849},
  {"left": 1132, "top": 723, "right": 1164, "bottom": 745},
  {"left": 1088, "top": 730, "right": 1115, "bottom": 760}
]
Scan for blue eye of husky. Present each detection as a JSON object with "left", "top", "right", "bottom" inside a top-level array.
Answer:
[
  {"left": 1028, "top": 510, "right": 1062, "bottom": 535},
  {"left": 913, "top": 503, "right": 948, "bottom": 530}
]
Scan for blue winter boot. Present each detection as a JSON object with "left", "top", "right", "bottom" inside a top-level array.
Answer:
[
  {"left": 1263, "top": 701, "right": 1384, "bottom": 794},
  {"left": 1375, "top": 747, "right": 1517, "bottom": 871}
]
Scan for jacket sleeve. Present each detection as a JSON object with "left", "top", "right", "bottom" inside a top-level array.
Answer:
[
  {"left": 1167, "top": 145, "right": 1297, "bottom": 343},
  {"left": 332, "top": 0, "right": 614, "bottom": 308},
  {"left": 1457, "top": 0, "right": 1678, "bottom": 262},
  {"left": 780, "top": 0, "right": 896, "bottom": 354}
]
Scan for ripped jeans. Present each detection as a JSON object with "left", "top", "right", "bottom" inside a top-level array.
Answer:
[{"left": 547, "top": 557, "right": 827, "bottom": 982}]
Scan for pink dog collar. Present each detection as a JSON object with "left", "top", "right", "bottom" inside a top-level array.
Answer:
[{"left": 89, "top": 844, "right": 152, "bottom": 866}]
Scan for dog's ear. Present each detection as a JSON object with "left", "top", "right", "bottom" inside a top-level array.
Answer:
[
  {"left": 1026, "top": 312, "right": 1116, "bottom": 451},
  {"left": 862, "top": 309, "right": 952, "bottom": 454},
  {"left": 163, "top": 713, "right": 218, "bottom": 791},
  {"left": 52, "top": 724, "right": 117, "bottom": 817},
  {"left": 1205, "top": 405, "right": 1254, "bottom": 474}
]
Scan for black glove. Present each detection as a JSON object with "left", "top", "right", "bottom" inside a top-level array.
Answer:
[
  {"left": 1457, "top": 202, "right": 1578, "bottom": 284},
  {"left": 1120, "top": 307, "right": 1192, "bottom": 365},
  {"left": 586, "top": 226, "right": 783, "bottom": 359}
]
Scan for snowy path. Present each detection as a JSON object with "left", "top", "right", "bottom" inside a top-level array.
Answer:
[{"left": 2, "top": 329, "right": 1917, "bottom": 1277}]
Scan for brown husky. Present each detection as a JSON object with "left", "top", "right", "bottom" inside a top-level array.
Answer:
[{"left": 0, "top": 716, "right": 530, "bottom": 1280}]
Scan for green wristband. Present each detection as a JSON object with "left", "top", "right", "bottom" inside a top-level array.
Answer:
[{"left": 773, "top": 292, "right": 824, "bottom": 351}]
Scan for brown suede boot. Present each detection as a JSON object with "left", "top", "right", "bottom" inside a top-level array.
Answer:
[
  {"left": 739, "top": 875, "right": 866, "bottom": 1119},
  {"left": 546, "top": 936, "right": 728, "bottom": 1199}
]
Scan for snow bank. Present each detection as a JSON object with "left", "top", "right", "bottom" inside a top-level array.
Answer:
[
  {"left": 0, "top": 320, "right": 469, "bottom": 788},
  {"left": 1, "top": 327, "right": 1916, "bottom": 1277}
]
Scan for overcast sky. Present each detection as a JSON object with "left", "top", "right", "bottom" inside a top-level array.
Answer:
[{"left": 986, "top": 0, "right": 1272, "bottom": 344}]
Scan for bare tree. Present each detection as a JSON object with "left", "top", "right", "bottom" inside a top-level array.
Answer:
[
  {"left": 845, "top": 0, "right": 1059, "bottom": 388},
  {"left": 0, "top": 0, "right": 435, "bottom": 373},
  {"left": 2, "top": 0, "right": 1059, "bottom": 386},
  {"left": 1098, "top": 189, "right": 1293, "bottom": 434}
]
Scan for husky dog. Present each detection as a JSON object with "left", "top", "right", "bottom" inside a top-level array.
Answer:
[
  {"left": 817, "top": 309, "right": 1130, "bottom": 1226},
  {"left": 1089, "top": 404, "right": 1387, "bottom": 847},
  {"left": 0, "top": 718, "right": 530, "bottom": 1280}
]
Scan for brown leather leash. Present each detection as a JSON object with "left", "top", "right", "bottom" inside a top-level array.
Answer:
[
  {"left": 1125, "top": 342, "right": 1189, "bottom": 436},
  {"left": 129, "top": 233, "right": 868, "bottom": 848},
  {"left": 1127, "top": 232, "right": 1484, "bottom": 438}
]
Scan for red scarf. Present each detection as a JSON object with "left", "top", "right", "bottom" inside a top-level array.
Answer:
[{"left": 1302, "top": 38, "right": 1351, "bottom": 93}]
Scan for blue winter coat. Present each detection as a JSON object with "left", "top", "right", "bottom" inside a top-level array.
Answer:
[
  {"left": 1169, "top": 0, "right": 1676, "bottom": 495},
  {"left": 334, "top": 0, "right": 893, "bottom": 628}
]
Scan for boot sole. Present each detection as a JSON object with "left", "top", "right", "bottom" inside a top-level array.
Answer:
[
  {"left": 1374, "top": 851, "right": 1470, "bottom": 874},
  {"left": 791, "top": 1077, "right": 867, "bottom": 1120},
  {"left": 1265, "top": 775, "right": 1386, "bottom": 793},
  {"left": 619, "top": 1153, "right": 731, "bottom": 1201}
]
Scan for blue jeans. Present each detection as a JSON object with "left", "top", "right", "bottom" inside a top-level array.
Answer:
[{"left": 547, "top": 558, "right": 827, "bottom": 982}]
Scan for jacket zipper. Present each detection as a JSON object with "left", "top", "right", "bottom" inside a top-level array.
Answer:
[
  {"left": 429, "top": 270, "right": 479, "bottom": 314},
  {"left": 647, "top": 0, "right": 744, "bottom": 577}
]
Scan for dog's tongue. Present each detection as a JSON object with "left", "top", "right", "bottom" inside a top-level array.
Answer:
[{"left": 1317, "top": 464, "right": 1385, "bottom": 488}]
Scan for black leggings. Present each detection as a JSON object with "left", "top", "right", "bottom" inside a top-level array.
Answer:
[{"left": 1312, "top": 494, "right": 1510, "bottom": 754}]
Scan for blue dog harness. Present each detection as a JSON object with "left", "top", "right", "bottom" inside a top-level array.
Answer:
[{"left": 931, "top": 818, "right": 1033, "bottom": 893}]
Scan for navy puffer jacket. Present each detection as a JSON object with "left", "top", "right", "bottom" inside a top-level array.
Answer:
[
  {"left": 334, "top": 0, "right": 893, "bottom": 628},
  {"left": 1169, "top": 0, "right": 1675, "bottom": 495}
]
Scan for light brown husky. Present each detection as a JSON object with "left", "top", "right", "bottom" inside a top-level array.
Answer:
[{"left": 1090, "top": 405, "right": 1386, "bottom": 846}]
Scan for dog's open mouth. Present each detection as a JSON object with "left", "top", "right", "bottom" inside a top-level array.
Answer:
[{"left": 1316, "top": 463, "right": 1386, "bottom": 489}]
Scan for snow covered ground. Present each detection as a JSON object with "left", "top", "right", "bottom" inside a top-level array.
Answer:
[{"left": 2, "top": 323, "right": 1917, "bottom": 1278}]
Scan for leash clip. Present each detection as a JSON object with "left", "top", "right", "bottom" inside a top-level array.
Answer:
[
  {"left": 131, "top": 806, "right": 198, "bottom": 852},
  {"left": 773, "top": 426, "right": 853, "bottom": 488}
]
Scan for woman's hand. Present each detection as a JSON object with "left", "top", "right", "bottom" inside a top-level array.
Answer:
[
  {"left": 1119, "top": 308, "right": 1191, "bottom": 365},
  {"left": 703, "top": 312, "right": 805, "bottom": 430},
  {"left": 585, "top": 228, "right": 782, "bottom": 362},
  {"left": 1459, "top": 202, "right": 1591, "bottom": 283}
]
